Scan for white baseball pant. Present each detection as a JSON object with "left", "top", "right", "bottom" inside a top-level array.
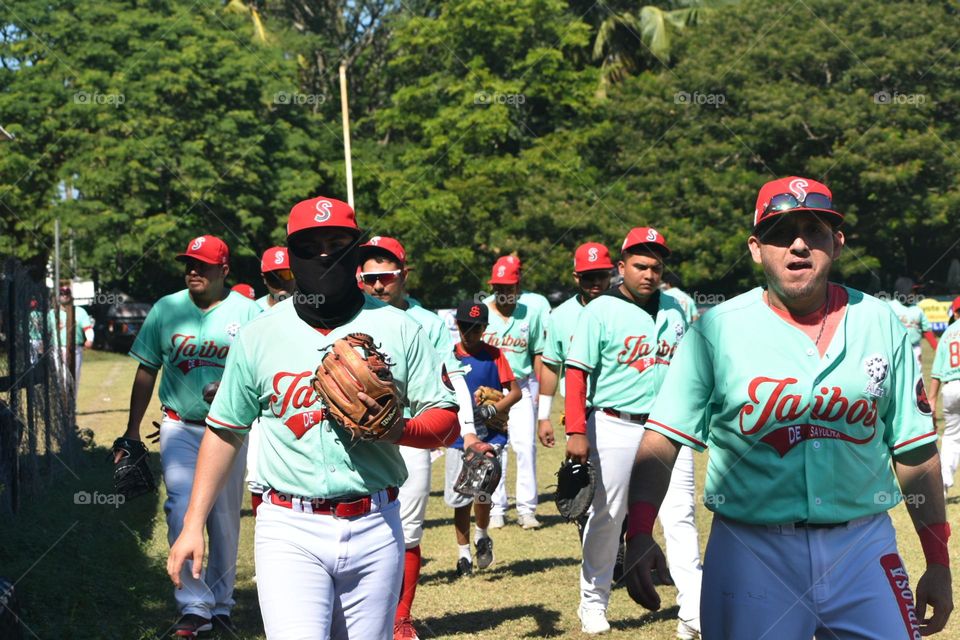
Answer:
[
  {"left": 491, "top": 378, "right": 537, "bottom": 517},
  {"left": 579, "top": 411, "right": 701, "bottom": 618},
  {"left": 702, "top": 513, "right": 920, "bottom": 639},
  {"left": 398, "top": 445, "right": 432, "bottom": 548},
  {"left": 939, "top": 380, "right": 960, "bottom": 490},
  {"left": 160, "top": 415, "right": 247, "bottom": 618},
  {"left": 254, "top": 493, "right": 404, "bottom": 639}
]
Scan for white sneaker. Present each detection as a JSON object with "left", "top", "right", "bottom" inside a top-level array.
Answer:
[
  {"left": 488, "top": 514, "right": 505, "bottom": 529},
  {"left": 577, "top": 606, "right": 610, "bottom": 634},
  {"left": 676, "top": 619, "right": 701, "bottom": 639},
  {"left": 518, "top": 513, "right": 541, "bottom": 529}
]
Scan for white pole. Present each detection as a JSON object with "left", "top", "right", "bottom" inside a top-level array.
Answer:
[{"left": 339, "top": 62, "right": 355, "bottom": 209}]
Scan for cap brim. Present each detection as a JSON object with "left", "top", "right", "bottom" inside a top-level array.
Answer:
[
  {"left": 622, "top": 243, "right": 670, "bottom": 257},
  {"left": 488, "top": 278, "right": 520, "bottom": 285},
  {"left": 756, "top": 208, "right": 844, "bottom": 230},
  {"left": 576, "top": 265, "right": 614, "bottom": 273},
  {"left": 176, "top": 253, "right": 222, "bottom": 264}
]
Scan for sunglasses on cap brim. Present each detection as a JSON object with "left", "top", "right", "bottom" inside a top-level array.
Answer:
[
  {"left": 762, "top": 192, "right": 835, "bottom": 218},
  {"left": 265, "top": 268, "right": 295, "bottom": 281},
  {"left": 359, "top": 270, "right": 402, "bottom": 286}
]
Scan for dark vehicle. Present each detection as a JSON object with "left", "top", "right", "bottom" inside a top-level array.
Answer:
[{"left": 92, "top": 297, "right": 152, "bottom": 353}]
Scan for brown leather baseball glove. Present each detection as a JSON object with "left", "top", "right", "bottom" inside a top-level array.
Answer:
[{"left": 312, "top": 333, "right": 402, "bottom": 441}]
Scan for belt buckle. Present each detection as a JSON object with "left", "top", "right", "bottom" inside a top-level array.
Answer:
[{"left": 333, "top": 496, "right": 371, "bottom": 519}]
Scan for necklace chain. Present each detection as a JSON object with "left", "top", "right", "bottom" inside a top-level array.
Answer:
[{"left": 814, "top": 288, "right": 831, "bottom": 347}]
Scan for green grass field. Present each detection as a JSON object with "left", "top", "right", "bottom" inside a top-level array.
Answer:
[{"left": 0, "top": 347, "right": 957, "bottom": 639}]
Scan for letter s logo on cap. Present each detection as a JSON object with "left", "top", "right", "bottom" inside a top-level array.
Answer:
[
  {"left": 191, "top": 237, "right": 206, "bottom": 251},
  {"left": 370, "top": 236, "right": 381, "bottom": 245},
  {"left": 469, "top": 305, "right": 481, "bottom": 318},
  {"left": 646, "top": 229, "right": 659, "bottom": 242},
  {"left": 789, "top": 178, "right": 809, "bottom": 201},
  {"left": 587, "top": 247, "right": 599, "bottom": 262},
  {"left": 274, "top": 251, "right": 285, "bottom": 265},
  {"left": 497, "top": 266, "right": 506, "bottom": 277},
  {"left": 314, "top": 199, "right": 333, "bottom": 223}
]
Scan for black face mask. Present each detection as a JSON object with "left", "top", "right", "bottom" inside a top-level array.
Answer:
[{"left": 289, "top": 239, "right": 364, "bottom": 329}]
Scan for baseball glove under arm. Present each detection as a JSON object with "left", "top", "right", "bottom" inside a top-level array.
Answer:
[
  {"left": 111, "top": 437, "right": 157, "bottom": 500},
  {"left": 311, "top": 333, "right": 402, "bottom": 441},
  {"left": 555, "top": 459, "right": 596, "bottom": 521},
  {"left": 453, "top": 444, "right": 502, "bottom": 499},
  {"left": 473, "top": 385, "right": 508, "bottom": 432}
]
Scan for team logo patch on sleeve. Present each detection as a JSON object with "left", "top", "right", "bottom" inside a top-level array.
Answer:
[
  {"left": 915, "top": 377, "right": 932, "bottom": 415},
  {"left": 863, "top": 354, "right": 888, "bottom": 398},
  {"left": 225, "top": 322, "right": 241, "bottom": 339},
  {"left": 441, "top": 364, "right": 454, "bottom": 392}
]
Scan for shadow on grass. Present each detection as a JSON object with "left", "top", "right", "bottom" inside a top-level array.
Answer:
[
  {"left": 0, "top": 446, "right": 172, "bottom": 639},
  {"left": 612, "top": 604, "right": 681, "bottom": 631},
  {"left": 419, "top": 556, "right": 579, "bottom": 586},
  {"left": 417, "top": 603, "right": 563, "bottom": 638}
]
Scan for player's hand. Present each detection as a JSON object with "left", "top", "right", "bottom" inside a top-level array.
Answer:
[
  {"left": 623, "top": 533, "right": 673, "bottom": 611},
  {"left": 915, "top": 563, "right": 953, "bottom": 635},
  {"left": 144, "top": 421, "right": 161, "bottom": 445},
  {"left": 167, "top": 526, "right": 206, "bottom": 589},
  {"left": 465, "top": 438, "right": 496, "bottom": 457},
  {"left": 83, "top": 340, "right": 93, "bottom": 349},
  {"left": 566, "top": 433, "right": 589, "bottom": 464},
  {"left": 114, "top": 428, "right": 141, "bottom": 463},
  {"left": 357, "top": 391, "right": 405, "bottom": 442},
  {"left": 538, "top": 419, "right": 555, "bottom": 448}
]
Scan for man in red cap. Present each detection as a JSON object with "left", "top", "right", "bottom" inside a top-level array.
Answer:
[
  {"left": 482, "top": 257, "right": 546, "bottom": 529},
  {"left": 624, "top": 177, "right": 952, "bottom": 638},
  {"left": 121, "top": 234, "right": 261, "bottom": 636},
  {"left": 537, "top": 242, "right": 613, "bottom": 449},
  {"left": 167, "top": 197, "right": 460, "bottom": 639},
  {"left": 230, "top": 283, "right": 256, "bottom": 300},
  {"left": 563, "top": 228, "right": 701, "bottom": 635},
  {"left": 357, "top": 235, "right": 479, "bottom": 640},
  {"left": 257, "top": 246, "right": 296, "bottom": 310}
]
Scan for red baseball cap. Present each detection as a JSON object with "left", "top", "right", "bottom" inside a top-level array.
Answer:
[
  {"left": 358, "top": 236, "right": 406, "bottom": 267},
  {"left": 286, "top": 196, "right": 359, "bottom": 237},
  {"left": 489, "top": 257, "right": 520, "bottom": 285},
  {"left": 231, "top": 283, "right": 256, "bottom": 299},
  {"left": 260, "top": 246, "right": 290, "bottom": 273},
  {"left": 177, "top": 235, "right": 229, "bottom": 265},
  {"left": 621, "top": 227, "right": 670, "bottom": 256},
  {"left": 951, "top": 296, "right": 960, "bottom": 316},
  {"left": 574, "top": 242, "right": 613, "bottom": 272},
  {"left": 753, "top": 176, "right": 843, "bottom": 228}
]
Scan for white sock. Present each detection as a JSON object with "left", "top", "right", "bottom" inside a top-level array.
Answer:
[
  {"left": 458, "top": 544, "right": 472, "bottom": 561},
  {"left": 474, "top": 527, "right": 488, "bottom": 542}
]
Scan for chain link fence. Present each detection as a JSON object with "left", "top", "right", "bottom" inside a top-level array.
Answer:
[{"left": 0, "top": 259, "right": 80, "bottom": 515}]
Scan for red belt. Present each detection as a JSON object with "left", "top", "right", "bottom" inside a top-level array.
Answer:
[
  {"left": 600, "top": 408, "right": 649, "bottom": 424},
  {"left": 268, "top": 486, "right": 399, "bottom": 518},
  {"left": 163, "top": 407, "right": 206, "bottom": 427}
]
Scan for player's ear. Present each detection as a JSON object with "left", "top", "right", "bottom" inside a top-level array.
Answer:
[
  {"left": 832, "top": 229, "right": 844, "bottom": 260},
  {"left": 221, "top": 263, "right": 230, "bottom": 279},
  {"left": 747, "top": 235, "right": 763, "bottom": 265},
  {"left": 617, "top": 260, "right": 625, "bottom": 276}
]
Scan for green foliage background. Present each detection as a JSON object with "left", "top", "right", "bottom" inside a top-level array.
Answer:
[{"left": 3, "top": 0, "right": 959, "bottom": 305}]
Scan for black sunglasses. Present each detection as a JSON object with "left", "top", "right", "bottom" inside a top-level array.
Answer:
[{"left": 763, "top": 192, "right": 833, "bottom": 218}]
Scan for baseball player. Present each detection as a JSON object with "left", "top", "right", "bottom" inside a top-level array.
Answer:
[
  {"left": 54, "top": 284, "right": 94, "bottom": 394},
  {"left": 564, "top": 228, "right": 702, "bottom": 636},
  {"left": 167, "top": 196, "right": 460, "bottom": 640},
  {"left": 888, "top": 277, "right": 938, "bottom": 364},
  {"left": 445, "top": 300, "right": 520, "bottom": 576},
  {"left": 121, "top": 235, "right": 261, "bottom": 637},
  {"left": 483, "top": 257, "right": 545, "bottom": 529},
  {"left": 257, "top": 246, "right": 296, "bottom": 310},
  {"left": 537, "top": 242, "right": 613, "bottom": 449},
  {"left": 930, "top": 319, "right": 960, "bottom": 494},
  {"left": 623, "top": 176, "right": 953, "bottom": 638},
  {"left": 356, "top": 235, "right": 477, "bottom": 640},
  {"left": 660, "top": 272, "right": 700, "bottom": 323}
]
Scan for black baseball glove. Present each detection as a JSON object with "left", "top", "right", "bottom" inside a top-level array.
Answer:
[
  {"left": 555, "top": 459, "right": 596, "bottom": 521},
  {"left": 453, "top": 443, "right": 502, "bottom": 500},
  {"left": 110, "top": 437, "right": 157, "bottom": 501}
]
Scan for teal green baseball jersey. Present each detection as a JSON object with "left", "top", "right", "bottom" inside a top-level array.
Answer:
[
  {"left": 206, "top": 296, "right": 457, "bottom": 498},
  {"left": 403, "top": 297, "right": 463, "bottom": 418},
  {"left": 542, "top": 294, "right": 588, "bottom": 395},
  {"left": 662, "top": 287, "right": 698, "bottom": 323},
  {"left": 129, "top": 290, "right": 262, "bottom": 422},
  {"left": 256, "top": 295, "right": 272, "bottom": 311},
  {"left": 484, "top": 290, "right": 551, "bottom": 348},
  {"left": 932, "top": 321, "right": 960, "bottom": 383},
  {"left": 565, "top": 291, "right": 687, "bottom": 413},
  {"left": 482, "top": 301, "right": 544, "bottom": 380},
  {"left": 887, "top": 298, "right": 930, "bottom": 346},
  {"left": 50, "top": 306, "right": 93, "bottom": 345},
  {"left": 646, "top": 286, "right": 938, "bottom": 525}
]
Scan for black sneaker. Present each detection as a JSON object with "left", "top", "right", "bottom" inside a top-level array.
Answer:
[
  {"left": 172, "top": 613, "right": 213, "bottom": 637},
  {"left": 475, "top": 537, "right": 494, "bottom": 569},
  {"left": 612, "top": 541, "right": 626, "bottom": 583},
  {"left": 212, "top": 614, "right": 234, "bottom": 634},
  {"left": 455, "top": 557, "right": 473, "bottom": 577}
]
